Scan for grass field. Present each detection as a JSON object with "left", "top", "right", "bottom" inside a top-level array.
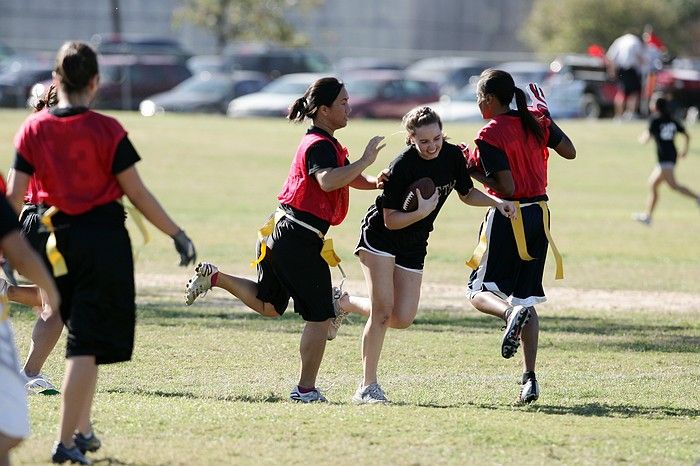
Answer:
[{"left": 1, "top": 109, "right": 699, "bottom": 465}]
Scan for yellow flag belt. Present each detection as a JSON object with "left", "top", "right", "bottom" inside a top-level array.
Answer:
[
  {"left": 251, "top": 208, "right": 346, "bottom": 280},
  {"left": 466, "top": 201, "right": 563, "bottom": 280},
  {"left": 40, "top": 199, "right": 150, "bottom": 278}
]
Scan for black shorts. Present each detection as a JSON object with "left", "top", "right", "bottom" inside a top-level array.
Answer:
[
  {"left": 256, "top": 216, "right": 334, "bottom": 322},
  {"left": 354, "top": 224, "right": 426, "bottom": 272},
  {"left": 53, "top": 203, "right": 135, "bottom": 365},
  {"left": 19, "top": 204, "right": 50, "bottom": 268},
  {"left": 617, "top": 67, "right": 642, "bottom": 95},
  {"left": 467, "top": 204, "right": 549, "bottom": 306}
]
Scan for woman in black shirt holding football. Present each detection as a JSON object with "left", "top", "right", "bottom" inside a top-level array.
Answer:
[{"left": 337, "top": 107, "right": 514, "bottom": 404}]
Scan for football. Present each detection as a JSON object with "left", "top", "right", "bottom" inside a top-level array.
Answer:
[{"left": 402, "top": 177, "right": 436, "bottom": 212}]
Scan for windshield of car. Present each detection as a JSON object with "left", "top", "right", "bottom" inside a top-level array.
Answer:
[
  {"left": 174, "top": 76, "right": 230, "bottom": 95},
  {"left": 344, "top": 79, "right": 383, "bottom": 99}
]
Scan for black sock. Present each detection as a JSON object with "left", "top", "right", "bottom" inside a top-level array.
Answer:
[{"left": 522, "top": 371, "right": 536, "bottom": 384}]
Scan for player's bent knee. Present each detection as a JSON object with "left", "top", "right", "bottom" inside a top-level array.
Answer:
[{"left": 261, "top": 303, "right": 282, "bottom": 318}]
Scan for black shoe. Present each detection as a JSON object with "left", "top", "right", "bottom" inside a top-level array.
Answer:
[
  {"left": 73, "top": 431, "right": 101, "bottom": 453},
  {"left": 501, "top": 306, "right": 531, "bottom": 359},
  {"left": 51, "top": 442, "right": 91, "bottom": 464}
]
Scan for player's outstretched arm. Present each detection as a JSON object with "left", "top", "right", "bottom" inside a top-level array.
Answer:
[
  {"left": 316, "top": 136, "right": 385, "bottom": 192},
  {"left": 116, "top": 166, "right": 196, "bottom": 266}
]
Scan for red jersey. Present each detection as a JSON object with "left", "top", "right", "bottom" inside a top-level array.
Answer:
[
  {"left": 14, "top": 109, "right": 127, "bottom": 215},
  {"left": 472, "top": 109, "right": 551, "bottom": 199},
  {"left": 277, "top": 133, "right": 350, "bottom": 226}
]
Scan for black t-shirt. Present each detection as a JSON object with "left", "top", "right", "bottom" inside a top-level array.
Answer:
[
  {"left": 477, "top": 113, "right": 565, "bottom": 177},
  {"left": 305, "top": 126, "right": 349, "bottom": 175},
  {"left": 365, "top": 141, "right": 474, "bottom": 240},
  {"left": 13, "top": 107, "right": 141, "bottom": 177},
  {"left": 649, "top": 114, "right": 685, "bottom": 163}
]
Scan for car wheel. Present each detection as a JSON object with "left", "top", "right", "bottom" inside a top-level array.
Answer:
[{"left": 581, "top": 93, "right": 601, "bottom": 119}]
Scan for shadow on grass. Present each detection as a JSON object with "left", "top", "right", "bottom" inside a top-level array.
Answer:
[
  {"left": 93, "top": 458, "right": 168, "bottom": 466},
  {"left": 135, "top": 302, "right": 699, "bottom": 352},
  {"left": 104, "top": 387, "right": 698, "bottom": 419},
  {"left": 104, "top": 387, "right": 287, "bottom": 403},
  {"left": 408, "top": 400, "right": 700, "bottom": 418},
  {"left": 523, "top": 402, "right": 700, "bottom": 419}
]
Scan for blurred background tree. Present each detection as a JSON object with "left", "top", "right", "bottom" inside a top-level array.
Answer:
[
  {"left": 174, "top": 0, "right": 322, "bottom": 53},
  {"left": 523, "top": 0, "right": 700, "bottom": 56}
]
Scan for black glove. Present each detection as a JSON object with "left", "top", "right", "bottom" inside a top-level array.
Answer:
[{"left": 172, "top": 230, "right": 196, "bottom": 266}]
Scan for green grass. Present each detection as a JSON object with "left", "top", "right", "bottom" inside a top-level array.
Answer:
[{"left": 1, "top": 109, "right": 699, "bottom": 465}]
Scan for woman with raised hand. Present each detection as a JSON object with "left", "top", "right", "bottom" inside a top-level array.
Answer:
[
  {"left": 464, "top": 70, "right": 576, "bottom": 404},
  {"left": 185, "top": 77, "right": 386, "bottom": 403},
  {"left": 7, "top": 41, "right": 196, "bottom": 464}
]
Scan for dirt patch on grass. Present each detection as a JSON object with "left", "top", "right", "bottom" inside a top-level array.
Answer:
[{"left": 136, "top": 273, "right": 700, "bottom": 313}]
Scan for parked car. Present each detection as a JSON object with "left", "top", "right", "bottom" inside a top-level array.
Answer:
[
  {"left": 496, "top": 61, "right": 550, "bottom": 87},
  {"left": 30, "top": 54, "right": 193, "bottom": 111},
  {"left": 343, "top": 70, "right": 440, "bottom": 119},
  {"left": 426, "top": 84, "right": 482, "bottom": 122},
  {"left": 334, "top": 57, "right": 408, "bottom": 76},
  {"left": 95, "top": 54, "right": 192, "bottom": 110},
  {"left": 139, "top": 71, "right": 269, "bottom": 116},
  {"left": 546, "top": 54, "right": 617, "bottom": 118},
  {"left": 0, "top": 41, "right": 13, "bottom": 64},
  {"left": 0, "top": 56, "right": 52, "bottom": 107},
  {"left": 405, "top": 56, "right": 494, "bottom": 96},
  {"left": 654, "top": 57, "right": 700, "bottom": 117},
  {"left": 92, "top": 34, "right": 191, "bottom": 62},
  {"left": 187, "top": 55, "right": 229, "bottom": 75},
  {"left": 223, "top": 44, "right": 331, "bottom": 79},
  {"left": 227, "top": 73, "right": 325, "bottom": 118}
]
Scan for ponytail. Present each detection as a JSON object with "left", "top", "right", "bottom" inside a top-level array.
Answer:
[
  {"left": 514, "top": 87, "right": 544, "bottom": 143},
  {"left": 288, "top": 97, "right": 308, "bottom": 122},
  {"left": 287, "top": 77, "right": 344, "bottom": 122}
]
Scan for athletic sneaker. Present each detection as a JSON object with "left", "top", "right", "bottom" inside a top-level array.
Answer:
[
  {"left": 501, "top": 306, "right": 531, "bottom": 359},
  {"left": 632, "top": 213, "right": 651, "bottom": 225},
  {"left": 73, "top": 431, "right": 101, "bottom": 453},
  {"left": 51, "top": 441, "right": 91, "bottom": 465},
  {"left": 289, "top": 385, "right": 327, "bottom": 403},
  {"left": 22, "top": 370, "right": 60, "bottom": 395},
  {"left": 0, "top": 276, "right": 8, "bottom": 296},
  {"left": 327, "top": 286, "right": 349, "bottom": 341},
  {"left": 517, "top": 378, "right": 540, "bottom": 404},
  {"left": 185, "top": 262, "right": 218, "bottom": 305},
  {"left": 352, "top": 382, "right": 389, "bottom": 404}
]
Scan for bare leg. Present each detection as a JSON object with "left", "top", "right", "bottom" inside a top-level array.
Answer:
[
  {"left": 58, "top": 356, "right": 97, "bottom": 447},
  {"left": 298, "top": 320, "right": 330, "bottom": 388},
  {"left": 626, "top": 92, "right": 640, "bottom": 115},
  {"left": 614, "top": 91, "right": 625, "bottom": 118},
  {"left": 644, "top": 167, "right": 663, "bottom": 219},
  {"left": 358, "top": 251, "right": 395, "bottom": 386},
  {"left": 23, "top": 313, "right": 63, "bottom": 377},
  {"left": 214, "top": 272, "right": 280, "bottom": 318},
  {"left": 521, "top": 307, "right": 539, "bottom": 372},
  {"left": 469, "top": 291, "right": 509, "bottom": 321},
  {"left": 0, "top": 434, "right": 22, "bottom": 466},
  {"left": 661, "top": 167, "right": 700, "bottom": 201},
  {"left": 7, "top": 285, "right": 41, "bottom": 307},
  {"left": 338, "top": 294, "right": 370, "bottom": 318}
]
